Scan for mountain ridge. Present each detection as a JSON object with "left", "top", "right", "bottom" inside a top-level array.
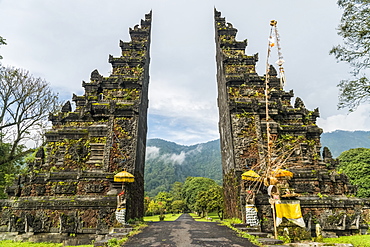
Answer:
[{"left": 144, "top": 130, "right": 370, "bottom": 196}]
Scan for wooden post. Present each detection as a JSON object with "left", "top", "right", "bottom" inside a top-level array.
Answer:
[{"left": 271, "top": 201, "right": 278, "bottom": 239}]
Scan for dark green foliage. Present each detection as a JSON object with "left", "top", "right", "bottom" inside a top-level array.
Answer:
[
  {"left": 194, "top": 185, "right": 223, "bottom": 218},
  {"left": 171, "top": 200, "right": 185, "bottom": 213},
  {"left": 144, "top": 139, "right": 222, "bottom": 197},
  {"left": 330, "top": 0, "right": 370, "bottom": 111},
  {"left": 0, "top": 141, "right": 24, "bottom": 198},
  {"left": 155, "top": 191, "right": 173, "bottom": 211},
  {"left": 182, "top": 177, "right": 218, "bottom": 211},
  {"left": 171, "top": 182, "right": 183, "bottom": 200},
  {"left": 338, "top": 148, "right": 370, "bottom": 197},
  {"left": 321, "top": 130, "right": 370, "bottom": 157}
]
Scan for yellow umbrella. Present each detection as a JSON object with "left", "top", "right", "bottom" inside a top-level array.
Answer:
[
  {"left": 271, "top": 169, "right": 293, "bottom": 178},
  {"left": 114, "top": 170, "right": 135, "bottom": 183},
  {"left": 241, "top": 170, "right": 261, "bottom": 181}
]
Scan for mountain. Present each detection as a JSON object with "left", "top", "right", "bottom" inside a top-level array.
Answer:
[
  {"left": 144, "top": 131, "right": 370, "bottom": 196},
  {"left": 144, "top": 138, "right": 222, "bottom": 197},
  {"left": 321, "top": 130, "right": 370, "bottom": 158}
]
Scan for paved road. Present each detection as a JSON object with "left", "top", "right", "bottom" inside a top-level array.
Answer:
[{"left": 123, "top": 214, "right": 258, "bottom": 247}]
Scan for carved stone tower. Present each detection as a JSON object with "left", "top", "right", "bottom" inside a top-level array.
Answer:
[
  {"left": 0, "top": 11, "right": 151, "bottom": 243},
  {"left": 215, "top": 9, "right": 368, "bottom": 237}
]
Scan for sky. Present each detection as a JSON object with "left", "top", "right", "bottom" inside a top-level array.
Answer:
[{"left": 1, "top": 0, "right": 369, "bottom": 146}]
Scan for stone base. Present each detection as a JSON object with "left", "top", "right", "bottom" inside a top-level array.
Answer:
[{"left": 0, "top": 232, "right": 98, "bottom": 245}]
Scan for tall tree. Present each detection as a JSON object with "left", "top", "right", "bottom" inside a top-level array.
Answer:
[
  {"left": 338, "top": 148, "right": 370, "bottom": 197},
  {"left": 171, "top": 181, "right": 183, "bottom": 200},
  {"left": 182, "top": 177, "right": 218, "bottom": 211},
  {"left": 155, "top": 191, "right": 174, "bottom": 212},
  {"left": 194, "top": 185, "right": 224, "bottom": 218},
  {"left": 0, "top": 67, "right": 60, "bottom": 165},
  {"left": 330, "top": 0, "right": 370, "bottom": 111}
]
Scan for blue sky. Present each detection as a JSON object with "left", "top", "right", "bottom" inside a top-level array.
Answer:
[{"left": 1, "top": 0, "right": 369, "bottom": 145}]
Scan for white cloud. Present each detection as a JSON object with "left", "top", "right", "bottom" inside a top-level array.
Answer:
[
  {"left": 1, "top": 0, "right": 369, "bottom": 145},
  {"left": 146, "top": 147, "right": 186, "bottom": 165},
  {"left": 169, "top": 151, "right": 186, "bottom": 165},
  {"left": 145, "top": 143, "right": 203, "bottom": 165},
  {"left": 317, "top": 104, "right": 370, "bottom": 133},
  {"left": 145, "top": 146, "right": 160, "bottom": 160}
]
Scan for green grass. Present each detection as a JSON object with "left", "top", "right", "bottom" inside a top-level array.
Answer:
[
  {"left": 219, "top": 218, "right": 261, "bottom": 246},
  {"left": 143, "top": 213, "right": 182, "bottom": 222},
  {"left": 0, "top": 240, "right": 93, "bottom": 247},
  {"left": 324, "top": 235, "right": 370, "bottom": 247},
  {"left": 189, "top": 212, "right": 221, "bottom": 222}
]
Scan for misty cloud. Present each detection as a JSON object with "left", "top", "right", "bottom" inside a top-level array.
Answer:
[
  {"left": 145, "top": 144, "right": 204, "bottom": 165},
  {"left": 146, "top": 146, "right": 160, "bottom": 160}
]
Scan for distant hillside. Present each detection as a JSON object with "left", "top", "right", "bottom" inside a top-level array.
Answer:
[
  {"left": 321, "top": 130, "right": 370, "bottom": 158},
  {"left": 144, "top": 131, "right": 370, "bottom": 196},
  {"left": 144, "top": 139, "right": 222, "bottom": 197}
]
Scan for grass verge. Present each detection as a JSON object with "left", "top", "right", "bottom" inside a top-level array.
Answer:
[
  {"left": 188, "top": 212, "right": 221, "bottom": 222},
  {"left": 219, "top": 218, "right": 262, "bottom": 246},
  {"left": 143, "top": 213, "right": 182, "bottom": 222},
  {"left": 323, "top": 235, "right": 370, "bottom": 247},
  {"left": 187, "top": 214, "right": 261, "bottom": 246},
  {"left": 106, "top": 221, "right": 148, "bottom": 247}
]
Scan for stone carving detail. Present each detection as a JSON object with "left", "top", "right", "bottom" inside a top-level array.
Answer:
[
  {"left": 34, "top": 185, "right": 46, "bottom": 196},
  {"left": 84, "top": 184, "right": 104, "bottom": 193},
  {"left": 29, "top": 211, "right": 51, "bottom": 233},
  {"left": 61, "top": 101, "right": 72, "bottom": 112},
  {"left": 60, "top": 213, "right": 78, "bottom": 233},
  {"left": 53, "top": 182, "right": 77, "bottom": 194}
]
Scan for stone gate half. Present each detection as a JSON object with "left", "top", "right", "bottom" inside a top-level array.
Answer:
[
  {"left": 0, "top": 11, "right": 151, "bottom": 244},
  {"left": 215, "top": 9, "right": 369, "bottom": 237}
]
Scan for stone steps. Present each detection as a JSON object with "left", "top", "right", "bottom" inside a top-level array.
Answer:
[
  {"left": 111, "top": 227, "right": 133, "bottom": 234},
  {"left": 231, "top": 224, "right": 285, "bottom": 246},
  {"left": 93, "top": 227, "right": 133, "bottom": 247},
  {"left": 246, "top": 231, "right": 268, "bottom": 238},
  {"left": 258, "top": 237, "right": 284, "bottom": 245}
]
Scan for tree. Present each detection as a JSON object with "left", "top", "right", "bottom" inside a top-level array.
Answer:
[
  {"left": 181, "top": 177, "right": 218, "bottom": 211},
  {"left": 338, "top": 148, "right": 370, "bottom": 197},
  {"left": 203, "top": 185, "right": 224, "bottom": 219},
  {"left": 155, "top": 191, "right": 174, "bottom": 212},
  {"left": 330, "top": 0, "right": 370, "bottom": 111},
  {"left": 0, "top": 36, "right": 6, "bottom": 60},
  {"left": 171, "top": 182, "right": 183, "bottom": 200},
  {"left": 0, "top": 142, "right": 23, "bottom": 198},
  {"left": 0, "top": 67, "right": 60, "bottom": 165},
  {"left": 171, "top": 200, "right": 185, "bottom": 213},
  {"left": 194, "top": 185, "right": 224, "bottom": 218},
  {"left": 146, "top": 200, "right": 159, "bottom": 216}
]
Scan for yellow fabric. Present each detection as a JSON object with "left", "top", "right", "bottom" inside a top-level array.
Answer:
[
  {"left": 241, "top": 170, "right": 260, "bottom": 181},
  {"left": 271, "top": 169, "right": 293, "bottom": 178},
  {"left": 114, "top": 177, "right": 135, "bottom": 182},
  {"left": 275, "top": 202, "right": 302, "bottom": 219},
  {"left": 114, "top": 171, "right": 135, "bottom": 182}
]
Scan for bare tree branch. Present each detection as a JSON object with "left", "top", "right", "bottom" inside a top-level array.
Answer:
[{"left": 0, "top": 66, "right": 60, "bottom": 165}]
